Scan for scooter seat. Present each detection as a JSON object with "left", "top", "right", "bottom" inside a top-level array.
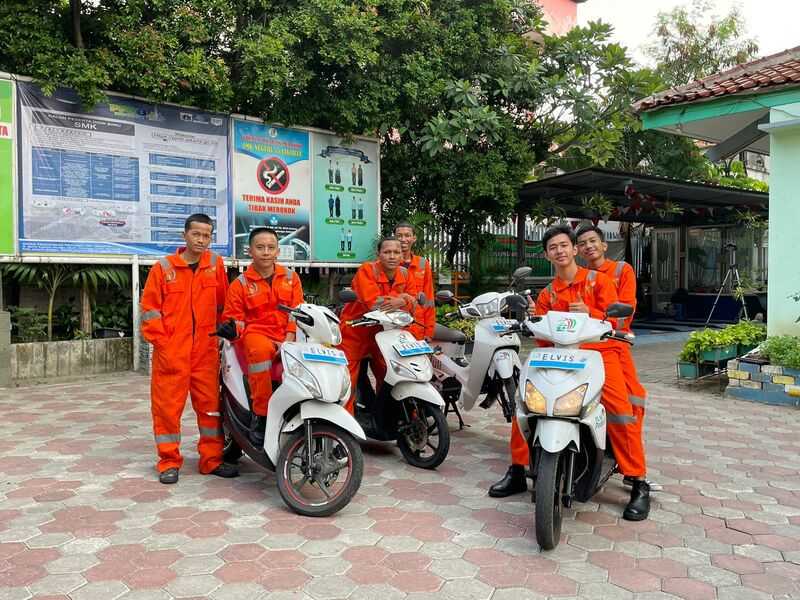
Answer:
[{"left": 433, "top": 323, "right": 467, "bottom": 343}]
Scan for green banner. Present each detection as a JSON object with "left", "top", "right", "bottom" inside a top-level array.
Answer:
[{"left": 0, "top": 79, "right": 13, "bottom": 254}]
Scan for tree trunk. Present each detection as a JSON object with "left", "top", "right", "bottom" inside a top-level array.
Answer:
[
  {"left": 80, "top": 285, "right": 92, "bottom": 334},
  {"left": 70, "top": 0, "right": 84, "bottom": 49},
  {"left": 516, "top": 207, "right": 526, "bottom": 267},
  {"left": 47, "top": 293, "right": 55, "bottom": 341}
]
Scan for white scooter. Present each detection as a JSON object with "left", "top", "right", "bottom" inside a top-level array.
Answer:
[
  {"left": 516, "top": 303, "right": 634, "bottom": 549},
  {"left": 340, "top": 289, "right": 450, "bottom": 469},
  {"left": 430, "top": 267, "right": 532, "bottom": 428},
  {"left": 217, "top": 302, "right": 365, "bottom": 517}
]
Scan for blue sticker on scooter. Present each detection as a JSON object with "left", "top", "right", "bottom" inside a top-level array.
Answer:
[
  {"left": 492, "top": 324, "right": 509, "bottom": 332},
  {"left": 302, "top": 352, "right": 348, "bottom": 365},
  {"left": 394, "top": 341, "right": 433, "bottom": 356},
  {"left": 529, "top": 360, "right": 586, "bottom": 370}
]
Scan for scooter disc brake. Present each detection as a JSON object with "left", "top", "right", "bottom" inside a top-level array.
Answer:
[{"left": 403, "top": 414, "right": 428, "bottom": 452}]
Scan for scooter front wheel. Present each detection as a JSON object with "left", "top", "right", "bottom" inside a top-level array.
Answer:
[
  {"left": 397, "top": 400, "right": 450, "bottom": 469},
  {"left": 276, "top": 422, "right": 363, "bottom": 517},
  {"left": 222, "top": 423, "right": 243, "bottom": 464},
  {"left": 535, "top": 450, "right": 566, "bottom": 551}
]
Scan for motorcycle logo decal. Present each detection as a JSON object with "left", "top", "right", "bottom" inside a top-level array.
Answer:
[{"left": 555, "top": 317, "right": 578, "bottom": 333}]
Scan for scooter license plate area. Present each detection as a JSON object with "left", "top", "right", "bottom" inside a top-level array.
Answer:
[
  {"left": 528, "top": 350, "right": 586, "bottom": 370},
  {"left": 394, "top": 341, "right": 434, "bottom": 357},
  {"left": 301, "top": 346, "right": 348, "bottom": 365}
]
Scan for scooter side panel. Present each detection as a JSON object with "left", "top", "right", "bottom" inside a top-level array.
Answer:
[
  {"left": 534, "top": 418, "right": 580, "bottom": 453},
  {"left": 264, "top": 377, "right": 308, "bottom": 464},
  {"left": 390, "top": 381, "right": 445, "bottom": 407},
  {"left": 300, "top": 400, "right": 367, "bottom": 441},
  {"left": 580, "top": 400, "right": 606, "bottom": 450},
  {"left": 461, "top": 321, "right": 519, "bottom": 410},
  {"left": 221, "top": 343, "right": 249, "bottom": 410},
  {"left": 489, "top": 348, "right": 521, "bottom": 380}
]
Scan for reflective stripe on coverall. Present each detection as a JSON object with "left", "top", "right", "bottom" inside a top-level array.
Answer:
[
  {"left": 339, "top": 261, "right": 419, "bottom": 414},
  {"left": 222, "top": 263, "right": 304, "bottom": 416},
  {"left": 140, "top": 250, "right": 228, "bottom": 474},
  {"left": 509, "top": 267, "right": 646, "bottom": 477}
]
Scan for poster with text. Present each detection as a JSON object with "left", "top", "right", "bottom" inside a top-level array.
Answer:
[
  {"left": 232, "top": 120, "right": 311, "bottom": 261},
  {"left": 311, "top": 133, "right": 379, "bottom": 262},
  {"left": 0, "top": 79, "right": 14, "bottom": 254},
  {"left": 17, "top": 83, "right": 230, "bottom": 255}
]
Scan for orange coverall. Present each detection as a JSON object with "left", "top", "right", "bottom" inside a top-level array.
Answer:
[
  {"left": 222, "top": 263, "right": 303, "bottom": 416},
  {"left": 339, "top": 261, "right": 419, "bottom": 414},
  {"left": 404, "top": 254, "right": 436, "bottom": 340},
  {"left": 509, "top": 267, "right": 647, "bottom": 477},
  {"left": 140, "top": 250, "right": 228, "bottom": 474},
  {"left": 594, "top": 259, "right": 647, "bottom": 426}
]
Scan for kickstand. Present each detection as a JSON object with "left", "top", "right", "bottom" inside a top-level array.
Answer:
[{"left": 444, "top": 399, "right": 469, "bottom": 429}]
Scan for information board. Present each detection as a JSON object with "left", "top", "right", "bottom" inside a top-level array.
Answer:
[{"left": 0, "top": 79, "right": 14, "bottom": 254}]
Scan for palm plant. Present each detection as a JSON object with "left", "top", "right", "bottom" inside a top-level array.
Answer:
[{"left": 2, "top": 263, "right": 130, "bottom": 340}]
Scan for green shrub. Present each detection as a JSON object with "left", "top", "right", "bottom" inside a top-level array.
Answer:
[
  {"left": 678, "top": 320, "right": 766, "bottom": 362},
  {"left": 8, "top": 307, "right": 48, "bottom": 342},
  {"left": 761, "top": 336, "right": 800, "bottom": 370}
]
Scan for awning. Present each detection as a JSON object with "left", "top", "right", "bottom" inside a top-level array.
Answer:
[{"left": 518, "top": 167, "right": 768, "bottom": 226}]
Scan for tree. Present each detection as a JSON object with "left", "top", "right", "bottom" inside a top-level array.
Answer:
[
  {"left": 1, "top": 264, "right": 129, "bottom": 340},
  {"left": 645, "top": 0, "right": 758, "bottom": 88}
]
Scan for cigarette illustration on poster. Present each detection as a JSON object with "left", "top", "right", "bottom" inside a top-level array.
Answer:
[
  {"left": 232, "top": 119, "right": 311, "bottom": 261},
  {"left": 311, "top": 133, "right": 379, "bottom": 262}
]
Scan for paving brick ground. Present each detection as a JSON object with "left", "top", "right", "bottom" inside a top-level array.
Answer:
[{"left": 1, "top": 342, "right": 799, "bottom": 600}]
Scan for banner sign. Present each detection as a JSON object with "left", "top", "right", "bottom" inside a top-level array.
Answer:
[
  {"left": 311, "top": 133, "right": 379, "bottom": 262},
  {"left": 0, "top": 79, "right": 14, "bottom": 254},
  {"left": 17, "top": 83, "right": 231, "bottom": 255},
  {"left": 231, "top": 120, "right": 311, "bottom": 260}
]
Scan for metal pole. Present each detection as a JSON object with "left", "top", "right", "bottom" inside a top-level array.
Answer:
[{"left": 132, "top": 255, "right": 140, "bottom": 372}]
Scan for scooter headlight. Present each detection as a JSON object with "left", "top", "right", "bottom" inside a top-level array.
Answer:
[
  {"left": 474, "top": 298, "right": 500, "bottom": 318},
  {"left": 387, "top": 311, "right": 413, "bottom": 327},
  {"left": 390, "top": 360, "right": 419, "bottom": 380},
  {"left": 553, "top": 384, "right": 587, "bottom": 417},
  {"left": 339, "top": 370, "right": 351, "bottom": 401},
  {"left": 525, "top": 380, "right": 546, "bottom": 414},
  {"left": 283, "top": 352, "right": 322, "bottom": 399},
  {"left": 330, "top": 322, "right": 342, "bottom": 346}
]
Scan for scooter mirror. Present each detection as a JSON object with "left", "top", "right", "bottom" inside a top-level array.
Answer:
[
  {"left": 512, "top": 266, "right": 532, "bottom": 280},
  {"left": 339, "top": 288, "right": 358, "bottom": 303},
  {"left": 435, "top": 290, "right": 455, "bottom": 304},
  {"left": 605, "top": 303, "right": 634, "bottom": 318}
]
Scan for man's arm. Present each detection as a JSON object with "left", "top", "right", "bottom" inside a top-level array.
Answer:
[
  {"left": 352, "top": 263, "right": 383, "bottom": 312},
  {"left": 588, "top": 273, "right": 620, "bottom": 325},
  {"left": 215, "top": 258, "right": 229, "bottom": 326},
  {"left": 617, "top": 263, "right": 637, "bottom": 312},
  {"left": 285, "top": 273, "right": 304, "bottom": 341},
  {"left": 422, "top": 262, "right": 436, "bottom": 339},
  {"left": 222, "top": 278, "right": 247, "bottom": 338},
  {"left": 140, "top": 264, "right": 167, "bottom": 349}
]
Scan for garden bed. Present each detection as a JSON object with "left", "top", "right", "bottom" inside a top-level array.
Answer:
[
  {"left": 726, "top": 359, "right": 800, "bottom": 407},
  {"left": 10, "top": 337, "right": 133, "bottom": 382}
]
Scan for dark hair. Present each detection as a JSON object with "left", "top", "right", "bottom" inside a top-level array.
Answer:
[
  {"left": 185, "top": 213, "right": 214, "bottom": 232},
  {"left": 377, "top": 236, "right": 402, "bottom": 252},
  {"left": 394, "top": 221, "right": 416, "bottom": 234},
  {"left": 576, "top": 225, "right": 605, "bottom": 242},
  {"left": 542, "top": 224, "right": 576, "bottom": 250},
  {"left": 249, "top": 227, "right": 279, "bottom": 244}
]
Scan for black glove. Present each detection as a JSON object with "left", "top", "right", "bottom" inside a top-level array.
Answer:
[{"left": 215, "top": 319, "right": 238, "bottom": 341}]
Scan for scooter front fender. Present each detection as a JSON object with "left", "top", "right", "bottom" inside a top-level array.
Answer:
[
  {"left": 534, "top": 419, "right": 580, "bottom": 454},
  {"left": 296, "top": 400, "right": 367, "bottom": 441},
  {"left": 489, "top": 349, "right": 521, "bottom": 380},
  {"left": 390, "top": 381, "right": 445, "bottom": 408}
]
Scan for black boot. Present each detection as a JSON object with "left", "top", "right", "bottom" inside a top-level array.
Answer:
[
  {"left": 488, "top": 465, "right": 527, "bottom": 498},
  {"left": 249, "top": 415, "right": 266, "bottom": 447},
  {"left": 623, "top": 479, "right": 651, "bottom": 521}
]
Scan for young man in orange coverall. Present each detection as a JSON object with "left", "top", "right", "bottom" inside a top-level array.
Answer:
[
  {"left": 140, "top": 214, "right": 239, "bottom": 484},
  {"left": 577, "top": 224, "right": 648, "bottom": 488},
  {"left": 489, "top": 224, "right": 650, "bottom": 521},
  {"left": 221, "top": 228, "right": 304, "bottom": 447},
  {"left": 339, "top": 237, "right": 419, "bottom": 414},
  {"left": 395, "top": 222, "right": 436, "bottom": 341}
]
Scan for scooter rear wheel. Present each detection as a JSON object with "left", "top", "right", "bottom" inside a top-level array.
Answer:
[
  {"left": 535, "top": 450, "right": 565, "bottom": 550},
  {"left": 397, "top": 400, "right": 450, "bottom": 469},
  {"left": 222, "top": 424, "right": 243, "bottom": 464},
  {"left": 276, "top": 423, "right": 363, "bottom": 517}
]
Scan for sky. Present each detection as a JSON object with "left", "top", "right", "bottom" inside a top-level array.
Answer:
[{"left": 578, "top": 0, "right": 800, "bottom": 67}]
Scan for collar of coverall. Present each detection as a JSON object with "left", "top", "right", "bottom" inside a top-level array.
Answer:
[
  {"left": 244, "top": 262, "right": 287, "bottom": 282},
  {"left": 402, "top": 253, "right": 421, "bottom": 269},
  {"left": 170, "top": 247, "right": 213, "bottom": 269},
  {"left": 550, "top": 265, "right": 592, "bottom": 293},
  {"left": 372, "top": 260, "right": 405, "bottom": 284}
]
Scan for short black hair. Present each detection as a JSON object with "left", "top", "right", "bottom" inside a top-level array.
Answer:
[
  {"left": 576, "top": 225, "right": 605, "bottom": 242},
  {"left": 377, "top": 236, "right": 402, "bottom": 252},
  {"left": 542, "top": 224, "right": 576, "bottom": 250},
  {"left": 249, "top": 227, "right": 279, "bottom": 244},
  {"left": 185, "top": 213, "right": 214, "bottom": 231},
  {"left": 394, "top": 221, "right": 416, "bottom": 234}
]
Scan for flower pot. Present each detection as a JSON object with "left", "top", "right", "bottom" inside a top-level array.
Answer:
[
  {"left": 738, "top": 343, "right": 757, "bottom": 356},
  {"left": 677, "top": 361, "right": 700, "bottom": 379},
  {"left": 94, "top": 327, "right": 126, "bottom": 339},
  {"left": 700, "top": 344, "right": 737, "bottom": 363}
]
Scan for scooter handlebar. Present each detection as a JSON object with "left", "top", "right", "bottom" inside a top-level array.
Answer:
[{"left": 603, "top": 330, "right": 635, "bottom": 344}]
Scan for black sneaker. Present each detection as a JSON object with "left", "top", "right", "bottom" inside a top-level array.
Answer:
[
  {"left": 210, "top": 463, "right": 240, "bottom": 478},
  {"left": 159, "top": 468, "right": 179, "bottom": 484}
]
